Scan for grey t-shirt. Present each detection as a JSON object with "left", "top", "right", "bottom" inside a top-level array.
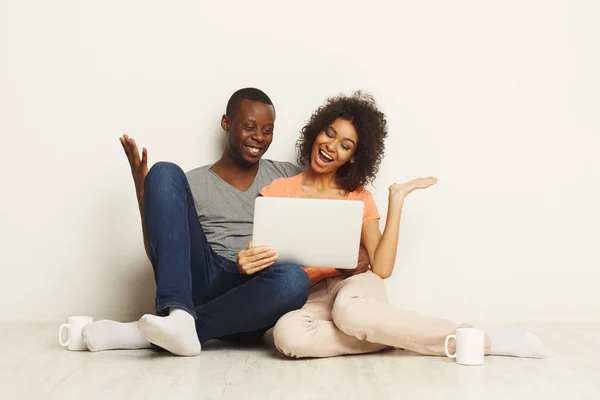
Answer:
[{"left": 186, "top": 159, "right": 301, "bottom": 262}]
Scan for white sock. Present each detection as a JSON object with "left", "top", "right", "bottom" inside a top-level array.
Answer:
[
  {"left": 138, "top": 308, "right": 201, "bottom": 356},
  {"left": 488, "top": 328, "right": 546, "bottom": 358},
  {"left": 82, "top": 320, "right": 151, "bottom": 352}
]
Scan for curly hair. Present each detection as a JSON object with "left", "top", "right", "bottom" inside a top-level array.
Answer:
[{"left": 296, "top": 91, "right": 388, "bottom": 192}]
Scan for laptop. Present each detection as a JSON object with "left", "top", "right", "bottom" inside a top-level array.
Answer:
[{"left": 252, "top": 197, "right": 364, "bottom": 269}]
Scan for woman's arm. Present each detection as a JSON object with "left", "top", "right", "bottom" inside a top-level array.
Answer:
[{"left": 361, "top": 177, "right": 438, "bottom": 279}]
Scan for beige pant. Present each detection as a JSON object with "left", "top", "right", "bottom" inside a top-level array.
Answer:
[{"left": 273, "top": 271, "right": 491, "bottom": 358}]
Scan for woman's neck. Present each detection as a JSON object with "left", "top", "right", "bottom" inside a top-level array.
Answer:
[{"left": 303, "top": 167, "right": 339, "bottom": 191}]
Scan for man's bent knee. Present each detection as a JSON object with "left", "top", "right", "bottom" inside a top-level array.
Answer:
[
  {"left": 267, "top": 265, "right": 311, "bottom": 310},
  {"left": 145, "top": 161, "right": 185, "bottom": 187}
]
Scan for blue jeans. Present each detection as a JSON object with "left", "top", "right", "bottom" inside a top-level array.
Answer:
[{"left": 144, "top": 162, "right": 311, "bottom": 343}]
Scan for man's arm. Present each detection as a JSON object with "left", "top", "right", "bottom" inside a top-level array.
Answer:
[
  {"left": 268, "top": 160, "right": 303, "bottom": 178},
  {"left": 119, "top": 134, "right": 151, "bottom": 261}
]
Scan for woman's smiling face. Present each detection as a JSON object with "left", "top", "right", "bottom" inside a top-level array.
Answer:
[{"left": 310, "top": 118, "right": 358, "bottom": 174}]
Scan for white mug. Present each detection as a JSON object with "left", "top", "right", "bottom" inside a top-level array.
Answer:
[
  {"left": 58, "top": 316, "right": 93, "bottom": 351},
  {"left": 444, "top": 328, "right": 485, "bottom": 366}
]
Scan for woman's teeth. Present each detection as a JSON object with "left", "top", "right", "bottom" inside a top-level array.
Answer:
[{"left": 319, "top": 149, "right": 333, "bottom": 162}]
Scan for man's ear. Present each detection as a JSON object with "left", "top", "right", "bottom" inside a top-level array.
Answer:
[{"left": 221, "top": 114, "right": 230, "bottom": 132}]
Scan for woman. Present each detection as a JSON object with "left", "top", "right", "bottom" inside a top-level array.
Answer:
[{"left": 237, "top": 91, "right": 546, "bottom": 359}]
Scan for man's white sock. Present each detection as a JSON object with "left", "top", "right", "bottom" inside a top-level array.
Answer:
[
  {"left": 488, "top": 328, "right": 546, "bottom": 358},
  {"left": 138, "top": 308, "right": 201, "bottom": 357},
  {"left": 82, "top": 320, "right": 151, "bottom": 352}
]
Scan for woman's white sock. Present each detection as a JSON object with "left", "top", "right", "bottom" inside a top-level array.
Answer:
[{"left": 488, "top": 329, "right": 546, "bottom": 358}]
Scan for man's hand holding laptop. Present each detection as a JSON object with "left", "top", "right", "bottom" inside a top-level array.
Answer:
[{"left": 237, "top": 240, "right": 278, "bottom": 275}]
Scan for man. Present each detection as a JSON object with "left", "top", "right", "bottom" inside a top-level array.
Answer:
[{"left": 82, "top": 88, "right": 368, "bottom": 356}]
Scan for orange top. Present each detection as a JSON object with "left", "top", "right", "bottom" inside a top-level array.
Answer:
[{"left": 260, "top": 173, "right": 380, "bottom": 286}]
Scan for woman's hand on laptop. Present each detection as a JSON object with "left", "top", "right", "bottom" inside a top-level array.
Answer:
[{"left": 237, "top": 240, "right": 279, "bottom": 275}]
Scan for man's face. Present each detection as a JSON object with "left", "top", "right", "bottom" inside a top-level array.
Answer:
[{"left": 222, "top": 100, "right": 275, "bottom": 166}]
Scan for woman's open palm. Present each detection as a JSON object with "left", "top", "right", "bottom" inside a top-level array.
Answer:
[{"left": 389, "top": 177, "right": 438, "bottom": 198}]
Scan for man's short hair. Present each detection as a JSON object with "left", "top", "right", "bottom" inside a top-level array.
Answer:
[{"left": 225, "top": 88, "right": 275, "bottom": 119}]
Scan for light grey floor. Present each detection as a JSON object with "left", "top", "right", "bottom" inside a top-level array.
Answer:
[{"left": 1, "top": 322, "right": 598, "bottom": 400}]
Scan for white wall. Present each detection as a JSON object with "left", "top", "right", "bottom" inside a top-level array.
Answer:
[{"left": 1, "top": 0, "right": 599, "bottom": 322}]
